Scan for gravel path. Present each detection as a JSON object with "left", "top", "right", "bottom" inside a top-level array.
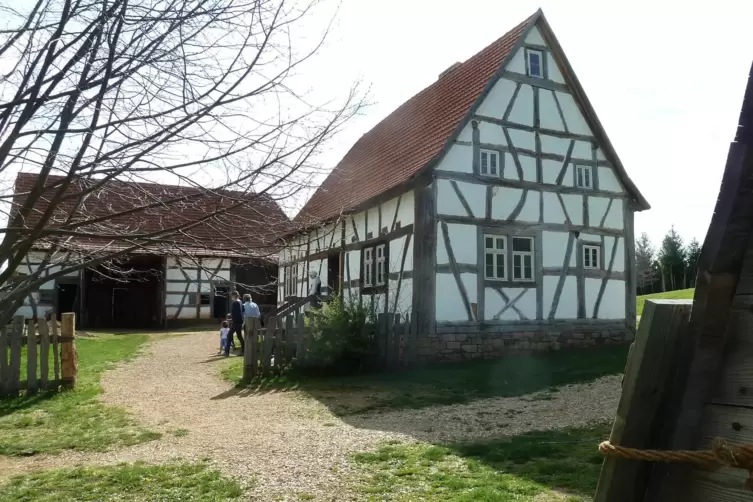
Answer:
[{"left": 0, "top": 332, "right": 621, "bottom": 500}]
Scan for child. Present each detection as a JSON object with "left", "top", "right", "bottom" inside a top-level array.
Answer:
[
  {"left": 224, "top": 314, "right": 235, "bottom": 350},
  {"left": 219, "top": 320, "right": 230, "bottom": 355}
]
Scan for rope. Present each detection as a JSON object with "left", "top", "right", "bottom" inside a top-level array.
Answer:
[{"left": 599, "top": 438, "right": 753, "bottom": 491}]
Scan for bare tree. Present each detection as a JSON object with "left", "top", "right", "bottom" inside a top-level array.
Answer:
[{"left": 0, "top": 0, "right": 363, "bottom": 326}]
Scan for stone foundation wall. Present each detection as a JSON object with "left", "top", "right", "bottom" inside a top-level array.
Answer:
[{"left": 418, "top": 329, "right": 634, "bottom": 362}]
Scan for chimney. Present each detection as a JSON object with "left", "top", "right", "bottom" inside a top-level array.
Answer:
[{"left": 438, "top": 62, "right": 462, "bottom": 80}]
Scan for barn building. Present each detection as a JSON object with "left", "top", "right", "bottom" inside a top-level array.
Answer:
[
  {"left": 9, "top": 173, "right": 286, "bottom": 329},
  {"left": 278, "top": 9, "right": 649, "bottom": 361}
]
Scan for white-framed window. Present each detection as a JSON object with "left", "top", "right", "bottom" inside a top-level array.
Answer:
[
  {"left": 512, "top": 237, "right": 534, "bottom": 281},
  {"left": 526, "top": 49, "right": 544, "bottom": 79},
  {"left": 375, "top": 244, "right": 386, "bottom": 285},
  {"left": 576, "top": 165, "right": 593, "bottom": 188},
  {"left": 480, "top": 149, "right": 499, "bottom": 177},
  {"left": 284, "top": 262, "right": 298, "bottom": 297},
  {"left": 583, "top": 244, "right": 601, "bottom": 270},
  {"left": 484, "top": 235, "right": 507, "bottom": 280},
  {"left": 363, "top": 247, "right": 373, "bottom": 287}
]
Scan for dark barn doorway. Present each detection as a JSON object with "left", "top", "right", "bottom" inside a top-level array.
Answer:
[
  {"left": 213, "top": 286, "right": 229, "bottom": 319},
  {"left": 56, "top": 283, "right": 78, "bottom": 321},
  {"left": 83, "top": 255, "right": 163, "bottom": 330},
  {"left": 327, "top": 252, "right": 340, "bottom": 295},
  {"left": 231, "top": 259, "right": 277, "bottom": 315}
]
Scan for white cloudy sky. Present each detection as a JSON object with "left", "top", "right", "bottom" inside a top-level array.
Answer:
[{"left": 305, "top": 0, "right": 753, "bottom": 247}]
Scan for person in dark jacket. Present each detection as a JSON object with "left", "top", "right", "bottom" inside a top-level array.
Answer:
[{"left": 225, "top": 291, "right": 245, "bottom": 356}]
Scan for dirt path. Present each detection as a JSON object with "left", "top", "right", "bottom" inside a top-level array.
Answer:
[{"left": 0, "top": 332, "right": 621, "bottom": 500}]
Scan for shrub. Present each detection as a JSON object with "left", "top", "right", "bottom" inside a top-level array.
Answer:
[{"left": 299, "top": 295, "right": 378, "bottom": 374}]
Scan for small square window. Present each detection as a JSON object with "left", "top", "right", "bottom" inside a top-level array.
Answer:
[
  {"left": 479, "top": 150, "right": 499, "bottom": 177},
  {"left": 526, "top": 49, "right": 543, "bottom": 79},
  {"left": 576, "top": 165, "right": 593, "bottom": 188},
  {"left": 583, "top": 245, "right": 601, "bottom": 269},
  {"left": 200, "top": 293, "right": 211, "bottom": 305},
  {"left": 39, "top": 290, "right": 54, "bottom": 304},
  {"left": 484, "top": 234, "right": 507, "bottom": 280}
]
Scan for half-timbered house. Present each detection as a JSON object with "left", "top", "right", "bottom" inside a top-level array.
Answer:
[
  {"left": 9, "top": 173, "right": 287, "bottom": 329},
  {"left": 278, "top": 9, "right": 649, "bottom": 361}
]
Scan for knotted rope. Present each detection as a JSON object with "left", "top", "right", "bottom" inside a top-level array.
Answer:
[{"left": 599, "top": 438, "right": 753, "bottom": 490}]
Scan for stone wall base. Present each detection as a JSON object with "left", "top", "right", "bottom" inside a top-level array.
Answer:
[{"left": 417, "top": 329, "right": 634, "bottom": 362}]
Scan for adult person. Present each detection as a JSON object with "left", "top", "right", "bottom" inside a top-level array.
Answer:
[
  {"left": 225, "top": 291, "right": 245, "bottom": 356},
  {"left": 308, "top": 271, "right": 322, "bottom": 309},
  {"left": 242, "top": 294, "right": 261, "bottom": 339}
]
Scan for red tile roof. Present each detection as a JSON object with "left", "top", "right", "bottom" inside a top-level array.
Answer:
[
  {"left": 296, "top": 14, "right": 536, "bottom": 224},
  {"left": 12, "top": 173, "right": 290, "bottom": 258}
]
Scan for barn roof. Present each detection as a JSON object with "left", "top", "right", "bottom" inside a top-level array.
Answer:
[
  {"left": 295, "top": 9, "right": 649, "bottom": 226},
  {"left": 11, "top": 172, "right": 291, "bottom": 259}
]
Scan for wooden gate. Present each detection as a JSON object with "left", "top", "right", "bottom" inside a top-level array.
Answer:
[{"left": 0, "top": 313, "right": 78, "bottom": 397}]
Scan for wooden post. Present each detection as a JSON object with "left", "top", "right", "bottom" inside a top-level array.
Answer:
[
  {"left": 262, "top": 316, "right": 276, "bottom": 376},
  {"left": 296, "top": 313, "right": 305, "bottom": 365},
  {"left": 243, "top": 318, "right": 258, "bottom": 382},
  {"left": 38, "top": 319, "right": 50, "bottom": 390},
  {"left": 284, "top": 314, "right": 294, "bottom": 366},
  {"left": 26, "top": 321, "right": 37, "bottom": 394},
  {"left": 60, "top": 313, "right": 77, "bottom": 389},
  {"left": 9, "top": 316, "right": 23, "bottom": 396},
  {"left": 0, "top": 323, "right": 8, "bottom": 398},
  {"left": 594, "top": 299, "right": 693, "bottom": 502},
  {"left": 51, "top": 316, "right": 60, "bottom": 384}
]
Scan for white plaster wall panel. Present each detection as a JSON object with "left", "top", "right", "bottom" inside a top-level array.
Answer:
[
  {"left": 166, "top": 307, "right": 180, "bottom": 318},
  {"left": 484, "top": 288, "right": 504, "bottom": 320},
  {"left": 343, "top": 216, "right": 356, "bottom": 243},
  {"left": 389, "top": 235, "right": 412, "bottom": 273},
  {"left": 542, "top": 192, "right": 566, "bottom": 224},
  {"left": 15, "top": 306, "right": 35, "bottom": 319},
  {"left": 525, "top": 26, "right": 546, "bottom": 45},
  {"left": 542, "top": 231, "right": 574, "bottom": 267},
  {"left": 539, "top": 134, "right": 571, "bottom": 158},
  {"left": 598, "top": 167, "right": 624, "bottom": 193},
  {"left": 344, "top": 249, "right": 361, "bottom": 281},
  {"left": 476, "top": 78, "right": 517, "bottom": 119},
  {"left": 457, "top": 123, "right": 473, "bottom": 143},
  {"left": 539, "top": 90, "right": 566, "bottom": 132},
  {"left": 381, "top": 196, "right": 399, "bottom": 232},
  {"left": 555, "top": 92, "right": 592, "bottom": 136},
  {"left": 606, "top": 237, "right": 626, "bottom": 273},
  {"left": 519, "top": 155, "right": 537, "bottom": 182},
  {"left": 166, "top": 267, "right": 189, "bottom": 281},
  {"left": 437, "top": 223, "right": 477, "bottom": 265},
  {"left": 541, "top": 159, "right": 562, "bottom": 185},
  {"left": 437, "top": 179, "right": 467, "bottom": 217},
  {"left": 588, "top": 197, "right": 610, "bottom": 229},
  {"left": 599, "top": 280, "right": 626, "bottom": 319},
  {"left": 516, "top": 288, "right": 537, "bottom": 319},
  {"left": 503, "top": 153, "right": 515, "bottom": 177},
  {"left": 556, "top": 276, "right": 578, "bottom": 318},
  {"left": 597, "top": 148, "right": 607, "bottom": 161},
  {"left": 200, "top": 306, "right": 211, "bottom": 318},
  {"left": 561, "top": 194, "right": 583, "bottom": 226},
  {"left": 396, "top": 189, "right": 415, "bottom": 227},
  {"left": 572, "top": 141, "right": 592, "bottom": 160},
  {"left": 478, "top": 121, "right": 504, "bottom": 146},
  {"left": 166, "top": 293, "right": 190, "bottom": 305},
  {"left": 507, "top": 127, "right": 536, "bottom": 151},
  {"left": 437, "top": 143, "right": 472, "bottom": 173},
  {"left": 579, "top": 233, "right": 600, "bottom": 242},
  {"left": 435, "top": 273, "right": 468, "bottom": 322},
  {"left": 517, "top": 190, "right": 540, "bottom": 223},
  {"left": 199, "top": 282, "right": 212, "bottom": 293},
  {"left": 462, "top": 182, "right": 486, "bottom": 217},
  {"left": 488, "top": 288, "right": 536, "bottom": 320},
  {"left": 389, "top": 277, "right": 412, "bottom": 315},
  {"left": 507, "top": 84, "right": 534, "bottom": 127},
  {"left": 506, "top": 49, "right": 526, "bottom": 74},
  {"left": 491, "top": 187, "right": 525, "bottom": 221},
  {"left": 585, "top": 278, "right": 601, "bottom": 318},
  {"left": 353, "top": 212, "right": 366, "bottom": 242},
  {"left": 548, "top": 57, "right": 566, "bottom": 85},
  {"left": 367, "top": 206, "right": 380, "bottom": 236},
  {"left": 604, "top": 198, "right": 624, "bottom": 230}
]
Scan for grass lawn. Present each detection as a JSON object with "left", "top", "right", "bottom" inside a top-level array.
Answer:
[
  {"left": 0, "top": 461, "right": 243, "bottom": 501},
  {"left": 222, "top": 346, "right": 629, "bottom": 416},
  {"left": 353, "top": 422, "right": 609, "bottom": 501},
  {"left": 636, "top": 288, "right": 694, "bottom": 317},
  {"left": 0, "top": 333, "right": 160, "bottom": 456}
]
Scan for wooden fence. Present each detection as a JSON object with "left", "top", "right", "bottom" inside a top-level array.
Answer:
[
  {"left": 242, "top": 313, "right": 416, "bottom": 379},
  {"left": 0, "top": 313, "right": 78, "bottom": 397}
]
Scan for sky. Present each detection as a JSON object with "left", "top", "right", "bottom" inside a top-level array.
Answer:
[{"left": 302, "top": 0, "right": 753, "bottom": 247}]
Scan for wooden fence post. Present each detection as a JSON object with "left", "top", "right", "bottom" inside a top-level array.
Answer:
[
  {"left": 293, "top": 313, "right": 303, "bottom": 364},
  {"left": 51, "top": 316, "right": 60, "bottom": 384},
  {"left": 27, "top": 321, "right": 37, "bottom": 394},
  {"left": 263, "top": 316, "right": 276, "bottom": 376},
  {"left": 38, "top": 319, "right": 50, "bottom": 390},
  {"left": 243, "top": 318, "right": 259, "bottom": 382},
  {"left": 60, "top": 313, "right": 77, "bottom": 390},
  {"left": 9, "top": 316, "right": 23, "bottom": 396},
  {"left": 594, "top": 299, "right": 693, "bottom": 502}
]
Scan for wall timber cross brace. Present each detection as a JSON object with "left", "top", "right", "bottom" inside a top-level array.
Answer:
[{"left": 599, "top": 438, "right": 753, "bottom": 491}]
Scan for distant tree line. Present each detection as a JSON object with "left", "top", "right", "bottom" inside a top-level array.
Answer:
[{"left": 635, "top": 227, "right": 702, "bottom": 296}]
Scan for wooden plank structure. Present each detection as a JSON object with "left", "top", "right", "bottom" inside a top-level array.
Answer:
[
  {"left": 0, "top": 313, "right": 77, "bottom": 397},
  {"left": 596, "top": 61, "right": 753, "bottom": 500},
  {"left": 241, "top": 312, "right": 414, "bottom": 381}
]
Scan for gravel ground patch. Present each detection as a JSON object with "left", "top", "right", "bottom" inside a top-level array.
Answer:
[{"left": 0, "top": 332, "right": 621, "bottom": 501}]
